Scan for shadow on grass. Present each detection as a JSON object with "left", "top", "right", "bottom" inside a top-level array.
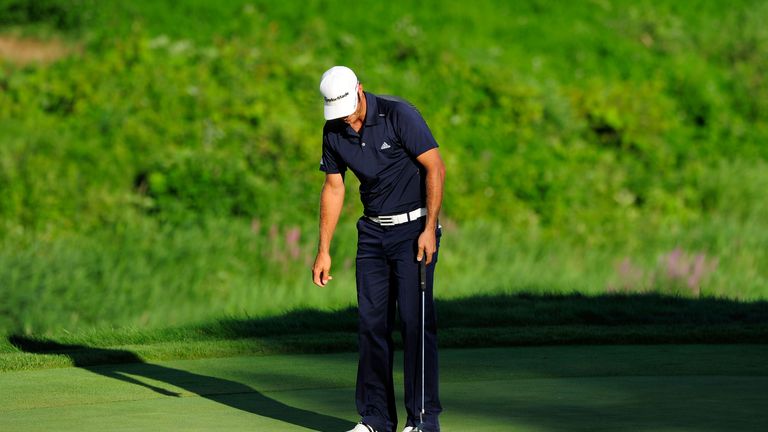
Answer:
[
  {"left": 7, "top": 335, "right": 351, "bottom": 432},
  {"left": 196, "top": 292, "right": 768, "bottom": 347},
  {"left": 437, "top": 345, "right": 768, "bottom": 432},
  {"left": 238, "top": 292, "right": 768, "bottom": 328},
  {"left": 5, "top": 293, "right": 768, "bottom": 367},
  {"left": 4, "top": 293, "right": 768, "bottom": 373}
]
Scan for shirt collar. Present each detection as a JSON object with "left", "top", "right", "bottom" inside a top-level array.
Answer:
[{"left": 364, "top": 92, "right": 379, "bottom": 126}]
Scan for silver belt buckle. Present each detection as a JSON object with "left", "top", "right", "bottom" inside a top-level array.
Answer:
[{"left": 378, "top": 215, "right": 396, "bottom": 226}]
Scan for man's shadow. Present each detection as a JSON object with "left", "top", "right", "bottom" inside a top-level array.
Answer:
[{"left": 9, "top": 335, "right": 350, "bottom": 432}]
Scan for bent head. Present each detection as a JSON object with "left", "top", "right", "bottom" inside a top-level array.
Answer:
[
  {"left": 319, "top": 66, "right": 364, "bottom": 122},
  {"left": 341, "top": 84, "right": 365, "bottom": 125}
]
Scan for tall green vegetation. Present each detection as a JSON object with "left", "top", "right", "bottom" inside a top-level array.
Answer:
[{"left": 0, "top": 0, "right": 766, "bottom": 335}]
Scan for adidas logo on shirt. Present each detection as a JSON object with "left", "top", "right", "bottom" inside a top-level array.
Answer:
[{"left": 380, "top": 142, "right": 391, "bottom": 150}]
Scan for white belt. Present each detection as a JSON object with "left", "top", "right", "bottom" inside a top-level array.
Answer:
[{"left": 366, "top": 208, "right": 427, "bottom": 226}]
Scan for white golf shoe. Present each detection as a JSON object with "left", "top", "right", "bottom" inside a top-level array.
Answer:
[
  {"left": 346, "top": 422, "right": 377, "bottom": 432},
  {"left": 402, "top": 427, "right": 416, "bottom": 432}
]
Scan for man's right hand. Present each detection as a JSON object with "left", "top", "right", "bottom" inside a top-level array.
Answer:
[{"left": 312, "top": 251, "right": 333, "bottom": 287}]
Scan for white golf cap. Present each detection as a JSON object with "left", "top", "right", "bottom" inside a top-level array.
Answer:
[{"left": 319, "top": 66, "right": 358, "bottom": 120}]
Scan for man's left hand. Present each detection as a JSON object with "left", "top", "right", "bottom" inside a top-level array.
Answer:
[{"left": 417, "top": 228, "right": 437, "bottom": 265}]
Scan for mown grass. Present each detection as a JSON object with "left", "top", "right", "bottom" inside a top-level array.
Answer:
[{"left": 3, "top": 293, "right": 767, "bottom": 371}]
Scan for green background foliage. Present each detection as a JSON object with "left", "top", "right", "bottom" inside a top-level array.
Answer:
[{"left": 0, "top": 0, "right": 766, "bottom": 335}]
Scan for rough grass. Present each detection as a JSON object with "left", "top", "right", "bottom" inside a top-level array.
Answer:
[{"left": 2, "top": 202, "right": 766, "bottom": 336}]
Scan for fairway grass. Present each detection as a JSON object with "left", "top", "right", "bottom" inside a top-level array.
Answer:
[{"left": 1, "top": 346, "right": 766, "bottom": 431}]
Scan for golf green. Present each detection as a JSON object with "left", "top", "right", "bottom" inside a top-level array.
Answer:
[{"left": 1, "top": 345, "right": 766, "bottom": 431}]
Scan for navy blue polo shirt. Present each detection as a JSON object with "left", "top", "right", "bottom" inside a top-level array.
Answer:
[{"left": 320, "top": 92, "right": 439, "bottom": 217}]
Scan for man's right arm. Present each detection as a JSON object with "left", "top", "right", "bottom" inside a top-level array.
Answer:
[{"left": 312, "top": 173, "right": 345, "bottom": 287}]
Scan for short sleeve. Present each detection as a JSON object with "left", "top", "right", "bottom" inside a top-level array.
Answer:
[
  {"left": 319, "top": 135, "right": 346, "bottom": 174},
  {"left": 394, "top": 104, "right": 439, "bottom": 157}
]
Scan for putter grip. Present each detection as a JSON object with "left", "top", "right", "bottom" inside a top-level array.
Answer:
[{"left": 419, "top": 260, "right": 426, "bottom": 292}]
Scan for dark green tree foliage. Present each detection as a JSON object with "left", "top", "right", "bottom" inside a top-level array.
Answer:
[{"left": 0, "top": 0, "right": 92, "bottom": 30}]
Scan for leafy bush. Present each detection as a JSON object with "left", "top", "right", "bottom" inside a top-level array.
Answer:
[
  {"left": 1, "top": 0, "right": 767, "bottom": 333},
  {"left": 1, "top": 0, "right": 766, "bottom": 236}
]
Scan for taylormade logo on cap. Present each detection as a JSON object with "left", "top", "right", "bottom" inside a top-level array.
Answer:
[
  {"left": 324, "top": 91, "right": 350, "bottom": 103},
  {"left": 320, "top": 66, "right": 359, "bottom": 120}
]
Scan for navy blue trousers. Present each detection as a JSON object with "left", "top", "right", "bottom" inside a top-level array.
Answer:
[{"left": 355, "top": 216, "right": 442, "bottom": 432}]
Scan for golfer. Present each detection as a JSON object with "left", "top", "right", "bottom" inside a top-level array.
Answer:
[{"left": 312, "top": 66, "right": 445, "bottom": 432}]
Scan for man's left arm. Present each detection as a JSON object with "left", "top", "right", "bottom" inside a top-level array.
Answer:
[{"left": 416, "top": 148, "right": 445, "bottom": 265}]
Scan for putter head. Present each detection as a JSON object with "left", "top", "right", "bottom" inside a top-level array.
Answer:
[{"left": 413, "top": 423, "right": 425, "bottom": 432}]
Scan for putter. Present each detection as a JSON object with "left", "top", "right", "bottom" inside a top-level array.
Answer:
[{"left": 415, "top": 259, "right": 427, "bottom": 431}]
